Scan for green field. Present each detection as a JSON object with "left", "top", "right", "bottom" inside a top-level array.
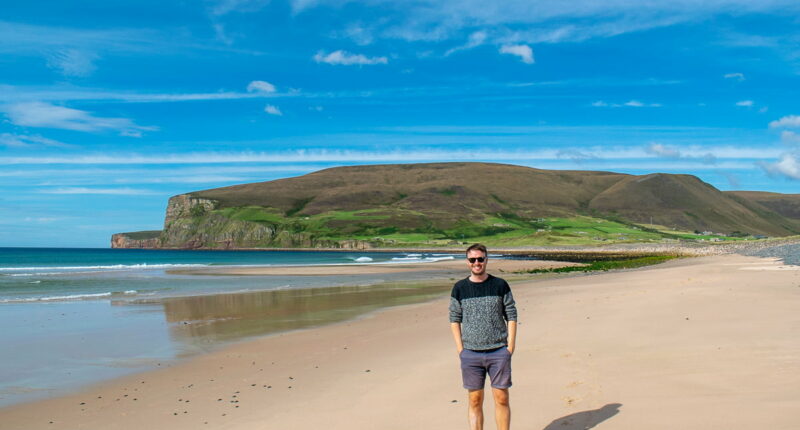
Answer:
[{"left": 208, "top": 206, "right": 746, "bottom": 247}]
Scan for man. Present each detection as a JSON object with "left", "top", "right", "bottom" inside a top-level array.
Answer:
[{"left": 450, "top": 243, "right": 517, "bottom": 430}]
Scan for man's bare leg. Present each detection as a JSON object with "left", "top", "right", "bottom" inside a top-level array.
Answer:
[
  {"left": 492, "top": 387, "right": 510, "bottom": 430},
  {"left": 467, "top": 389, "right": 484, "bottom": 430}
]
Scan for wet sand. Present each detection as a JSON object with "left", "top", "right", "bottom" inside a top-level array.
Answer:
[{"left": 2, "top": 254, "right": 799, "bottom": 429}]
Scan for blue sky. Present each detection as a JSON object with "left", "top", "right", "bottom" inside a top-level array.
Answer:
[{"left": 2, "top": 1, "right": 800, "bottom": 247}]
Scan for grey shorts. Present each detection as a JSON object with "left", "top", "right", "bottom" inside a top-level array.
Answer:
[{"left": 459, "top": 347, "right": 512, "bottom": 390}]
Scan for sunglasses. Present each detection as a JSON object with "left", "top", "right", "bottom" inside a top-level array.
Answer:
[{"left": 467, "top": 257, "right": 486, "bottom": 263}]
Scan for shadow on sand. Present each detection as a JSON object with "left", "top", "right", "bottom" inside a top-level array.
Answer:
[{"left": 543, "top": 403, "right": 622, "bottom": 430}]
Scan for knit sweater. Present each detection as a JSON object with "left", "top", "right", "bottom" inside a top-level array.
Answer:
[{"left": 449, "top": 274, "right": 517, "bottom": 351}]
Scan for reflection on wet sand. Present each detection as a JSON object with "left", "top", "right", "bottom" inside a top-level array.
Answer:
[{"left": 158, "top": 282, "right": 451, "bottom": 353}]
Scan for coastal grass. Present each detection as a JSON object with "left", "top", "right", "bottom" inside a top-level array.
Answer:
[{"left": 517, "top": 255, "right": 679, "bottom": 274}]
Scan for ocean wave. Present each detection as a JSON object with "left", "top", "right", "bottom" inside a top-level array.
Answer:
[
  {"left": 0, "top": 263, "right": 210, "bottom": 271},
  {"left": 0, "top": 292, "right": 112, "bottom": 303},
  {"left": 353, "top": 257, "right": 374, "bottom": 262},
  {"left": 0, "top": 290, "right": 141, "bottom": 303},
  {"left": 427, "top": 256, "right": 455, "bottom": 262},
  {"left": 390, "top": 255, "right": 455, "bottom": 263},
  {"left": 0, "top": 263, "right": 209, "bottom": 276}
]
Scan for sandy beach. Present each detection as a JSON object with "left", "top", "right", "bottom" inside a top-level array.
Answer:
[{"left": 2, "top": 253, "right": 799, "bottom": 429}]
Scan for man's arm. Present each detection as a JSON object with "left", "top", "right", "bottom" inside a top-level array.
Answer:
[
  {"left": 506, "top": 320, "right": 517, "bottom": 354},
  {"left": 502, "top": 282, "right": 518, "bottom": 354},
  {"left": 450, "top": 322, "right": 464, "bottom": 353},
  {"left": 449, "top": 284, "right": 463, "bottom": 353}
]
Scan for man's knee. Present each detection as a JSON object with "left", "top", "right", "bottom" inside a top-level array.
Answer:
[
  {"left": 492, "top": 388, "right": 509, "bottom": 407},
  {"left": 468, "top": 389, "right": 484, "bottom": 408}
]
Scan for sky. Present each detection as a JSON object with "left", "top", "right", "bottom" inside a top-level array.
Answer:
[{"left": 1, "top": 1, "right": 800, "bottom": 247}]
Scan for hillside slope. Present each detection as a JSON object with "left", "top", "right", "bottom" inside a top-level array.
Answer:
[
  {"left": 588, "top": 174, "right": 797, "bottom": 235},
  {"left": 112, "top": 163, "right": 800, "bottom": 249},
  {"left": 725, "top": 191, "right": 800, "bottom": 220}
]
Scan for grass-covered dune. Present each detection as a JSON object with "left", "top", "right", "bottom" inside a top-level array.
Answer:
[{"left": 113, "top": 162, "right": 800, "bottom": 249}]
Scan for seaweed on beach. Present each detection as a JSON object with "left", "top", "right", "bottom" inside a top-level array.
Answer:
[{"left": 518, "top": 255, "right": 678, "bottom": 274}]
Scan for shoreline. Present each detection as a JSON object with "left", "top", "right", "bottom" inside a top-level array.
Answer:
[
  {"left": 166, "top": 258, "right": 585, "bottom": 276},
  {"left": 3, "top": 253, "right": 799, "bottom": 428}
]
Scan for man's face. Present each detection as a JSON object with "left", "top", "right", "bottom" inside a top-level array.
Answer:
[{"left": 466, "top": 249, "right": 487, "bottom": 277}]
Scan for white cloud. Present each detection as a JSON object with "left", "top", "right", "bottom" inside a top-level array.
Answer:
[
  {"left": 647, "top": 142, "right": 681, "bottom": 158},
  {"left": 295, "top": 0, "right": 799, "bottom": 48},
  {"left": 264, "top": 104, "right": 283, "bottom": 116},
  {"left": 46, "top": 49, "right": 98, "bottom": 77},
  {"left": 758, "top": 153, "right": 800, "bottom": 180},
  {"left": 313, "top": 50, "right": 388, "bottom": 65},
  {"left": 781, "top": 130, "right": 800, "bottom": 145},
  {"left": 722, "top": 172, "right": 740, "bottom": 188},
  {"left": 212, "top": 23, "right": 234, "bottom": 45},
  {"left": 556, "top": 149, "right": 597, "bottom": 164},
  {"left": 0, "top": 21, "right": 157, "bottom": 54},
  {"left": 1, "top": 102, "right": 157, "bottom": 135},
  {"left": 592, "top": 100, "right": 662, "bottom": 108},
  {"left": 22, "top": 217, "right": 61, "bottom": 224},
  {"left": 341, "top": 23, "right": 375, "bottom": 46},
  {"left": 0, "top": 133, "right": 68, "bottom": 148},
  {"left": 0, "top": 20, "right": 266, "bottom": 74},
  {"left": 113, "top": 175, "right": 250, "bottom": 184},
  {"left": 769, "top": 115, "right": 800, "bottom": 128},
  {"left": 724, "top": 72, "right": 745, "bottom": 81},
  {"left": 247, "top": 80, "right": 276, "bottom": 93},
  {"left": 0, "top": 85, "right": 282, "bottom": 103},
  {"left": 0, "top": 142, "right": 776, "bottom": 167},
  {"left": 499, "top": 44, "right": 534, "bottom": 64},
  {"left": 209, "top": 0, "right": 270, "bottom": 16},
  {"left": 736, "top": 100, "right": 754, "bottom": 107},
  {"left": 445, "top": 31, "right": 488, "bottom": 56},
  {"left": 39, "top": 187, "right": 160, "bottom": 195},
  {"left": 646, "top": 142, "right": 717, "bottom": 164}
]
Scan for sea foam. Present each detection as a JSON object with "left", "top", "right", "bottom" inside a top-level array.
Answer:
[{"left": 0, "top": 290, "right": 141, "bottom": 304}]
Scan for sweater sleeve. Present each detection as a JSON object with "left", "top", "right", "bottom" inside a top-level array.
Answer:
[
  {"left": 448, "top": 285, "right": 462, "bottom": 323},
  {"left": 503, "top": 288, "right": 517, "bottom": 322}
]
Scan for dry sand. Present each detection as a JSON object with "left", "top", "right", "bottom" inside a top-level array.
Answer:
[{"left": 2, "top": 254, "right": 799, "bottom": 429}]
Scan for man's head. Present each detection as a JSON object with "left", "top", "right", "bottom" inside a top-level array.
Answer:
[{"left": 465, "top": 243, "right": 488, "bottom": 277}]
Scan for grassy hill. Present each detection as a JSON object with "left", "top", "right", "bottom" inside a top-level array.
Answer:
[
  {"left": 725, "top": 191, "right": 800, "bottom": 220},
  {"left": 113, "top": 163, "right": 800, "bottom": 249}
]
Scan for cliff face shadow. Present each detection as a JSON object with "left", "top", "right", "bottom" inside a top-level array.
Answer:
[{"left": 543, "top": 403, "right": 622, "bottom": 430}]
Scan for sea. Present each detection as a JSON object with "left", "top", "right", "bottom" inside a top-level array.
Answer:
[{"left": 0, "top": 248, "right": 462, "bottom": 407}]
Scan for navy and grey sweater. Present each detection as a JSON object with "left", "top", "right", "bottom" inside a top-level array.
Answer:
[{"left": 449, "top": 274, "right": 517, "bottom": 351}]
